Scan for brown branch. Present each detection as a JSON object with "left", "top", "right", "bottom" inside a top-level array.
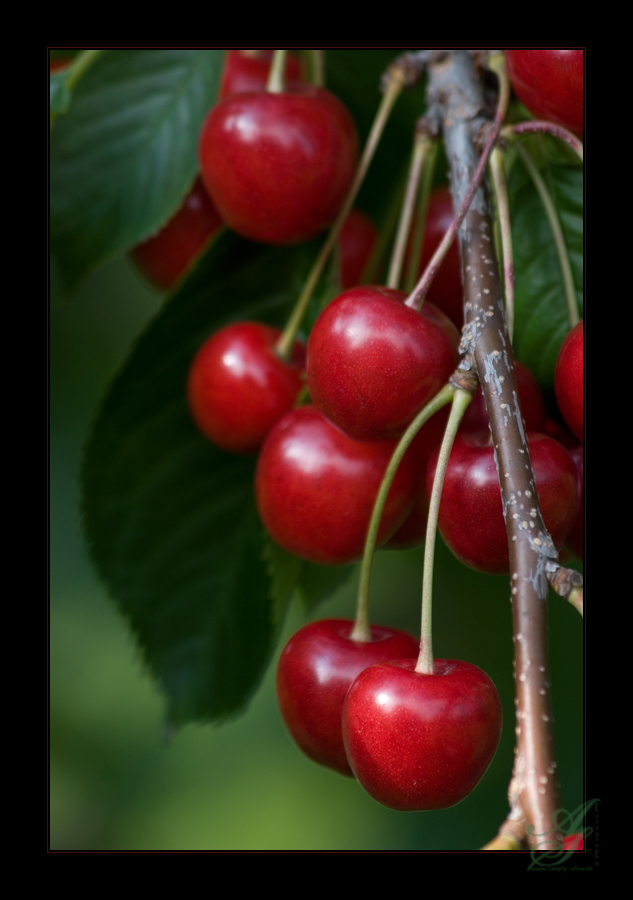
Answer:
[{"left": 425, "top": 50, "right": 564, "bottom": 851}]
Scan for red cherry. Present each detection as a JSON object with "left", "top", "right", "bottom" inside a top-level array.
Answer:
[
  {"left": 276, "top": 619, "right": 420, "bottom": 776},
  {"left": 219, "top": 49, "right": 304, "bottom": 99},
  {"left": 408, "top": 187, "right": 464, "bottom": 330},
  {"left": 255, "top": 405, "right": 417, "bottom": 565},
  {"left": 49, "top": 56, "right": 71, "bottom": 72},
  {"left": 460, "top": 360, "right": 546, "bottom": 435},
  {"left": 186, "top": 321, "right": 305, "bottom": 454},
  {"left": 199, "top": 85, "right": 359, "bottom": 245},
  {"left": 338, "top": 209, "right": 378, "bottom": 289},
  {"left": 342, "top": 658, "right": 503, "bottom": 810},
  {"left": 130, "top": 178, "right": 223, "bottom": 291},
  {"left": 306, "top": 286, "right": 459, "bottom": 441},
  {"left": 563, "top": 833, "right": 584, "bottom": 851},
  {"left": 428, "top": 431, "right": 579, "bottom": 574},
  {"left": 555, "top": 320, "right": 583, "bottom": 442},
  {"left": 505, "top": 49, "right": 584, "bottom": 136}
]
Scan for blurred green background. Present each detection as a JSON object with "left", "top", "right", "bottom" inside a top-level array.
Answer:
[{"left": 50, "top": 253, "right": 583, "bottom": 852}]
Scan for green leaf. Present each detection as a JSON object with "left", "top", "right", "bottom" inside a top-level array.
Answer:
[
  {"left": 510, "top": 164, "right": 583, "bottom": 389},
  {"left": 50, "top": 49, "right": 224, "bottom": 301},
  {"left": 49, "top": 70, "right": 72, "bottom": 119},
  {"left": 264, "top": 538, "right": 355, "bottom": 616},
  {"left": 82, "top": 232, "right": 315, "bottom": 726}
]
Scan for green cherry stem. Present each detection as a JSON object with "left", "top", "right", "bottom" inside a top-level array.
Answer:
[
  {"left": 489, "top": 146, "right": 515, "bottom": 342},
  {"left": 514, "top": 142, "right": 580, "bottom": 328},
  {"left": 416, "top": 387, "right": 473, "bottom": 675},
  {"left": 387, "top": 127, "right": 438, "bottom": 290},
  {"left": 275, "top": 67, "right": 406, "bottom": 360},
  {"left": 502, "top": 122, "right": 584, "bottom": 162},
  {"left": 306, "top": 49, "right": 325, "bottom": 87},
  {"left": 266, "top": 49, "right": 289, "bottom": 93},
  {"left": 63, "top": 48, "right": 103, "bottom": 92},
  {"left": 568, "top": 587, "right": 584, "bottom": 617},
  {"left": 403, "top": 138, "right": 438, "bottom": 293},
  {"left": 350, "top": 384, "right": 455, "bottom": 643}
]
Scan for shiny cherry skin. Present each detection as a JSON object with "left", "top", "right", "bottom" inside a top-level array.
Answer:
[
  {"left": 199, "top": 85, "right": 359, "bottom": 245},
  {"left": 130, "top": 178, "right": 223, "bottom": 291},
  {"left": 338, "top": 209, "right": 378, "bottom": 289},
  {"left": 276, "top": 618, "right": 420, "bottom": 776},
  {"left": 460, "top": 360, "right": 546, "bottom": 435},
  {"left": 555, "top": 320, "right": 583, "bottom": 441},
  {"left": 411, "top": 187, "right": 464, "bottom": 330},
  {"left": 219, "top": 49, "right": 304, "bottom": 99},
  {"left": 343, "top": 658, "right": 503, "bottom": 810},
  {"left": 428, "top": 431, "right": 579, "bottom": 574},
  {"left": 306, "top": 286, "right": 459, "bottom": 442},
  {"left": 187, "top": 321, "right": 305, "bottom": 454},
  {"left": 255, "top": 405, "right": 417, "bottom": 565},
  {"left": 505, "top": 49, "right": 584, "bottom": 136}
]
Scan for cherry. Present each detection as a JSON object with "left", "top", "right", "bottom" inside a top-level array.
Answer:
[
  {"left": 219, "top": 49, "right": 304, "bottom": 98},
  {"left": 306, "top": 286, "right": 459, "bottom": 442},
  {"left": 49, "top": 56, "right": 71, "bottom": 72},
  {"left": 505, "top": 49, "right": 584, "bottom": 136},
  {"left": 342, "top": 658, "right": 502, "bottom": 810},
  {"left": 186, "top": 321, "right": 305, "bottom": 454},
  {"left": 276, "top": 619, "right": 420, "bottom": 776},
  {"left": 199, "top": 85, "right": 359, "bottom": 245},
  {"left": 255, "top": 405, "right": 417, "bottom": 565},
  {"left": 460, "top": 360, "right": 546, "bottom": 435},
  {"left": 555, "top": 320, "right": 583, "bottom": 442},
  {"left": 428, "top": 431, "right": 579, "bottom": 574},
  {"left": 409, "top": 187, "right": 464, "bottom": 330},
  {"left": 563, "top": 833, "right": 584, "bottom": 851},
  {"left": 338, "top": 209, "right": 378, "bottom": 289},
  {"left": 130, "top": 178, "right": 223, "bottom": 291}
]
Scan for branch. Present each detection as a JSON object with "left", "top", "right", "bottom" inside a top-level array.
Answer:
[{"left": 425, "top": 50, "right": 565, "bottom": 850}]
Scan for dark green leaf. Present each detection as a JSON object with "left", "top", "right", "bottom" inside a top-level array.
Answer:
[
  {"left": 264, "top": 538, "right": 355, "bottom": 616},
  {"left": 296, "top": 559, "right": 355, "bottom": 613},
  {"left": 49, "top": 70, "right": 72, "bottom": 118},
  {"left": 50, "top": 49, "right": 224, "bottom": 301},
  {"left": 510, "top": 164, "right": 583, "bottom": 389},
  {"left": 82, "top": 232, "right": 315, "bottom": 726}
]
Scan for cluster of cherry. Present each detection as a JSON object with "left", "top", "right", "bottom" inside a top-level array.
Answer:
[{"left": 129, "top": 49, "right": 583, "bottom": 813}]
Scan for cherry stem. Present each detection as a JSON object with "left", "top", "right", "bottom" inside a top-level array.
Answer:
[
  {"left": 568, "top": 587, "right": 584, "bottom": 617},
  {"left": 306, "top": 49, "right": 325, "bottom": 87},
  {"left": 429, "top": 51, "right": 567, "bottom": 847},
  {"left": 514, "top": 142, "right": 580, "bottom": 329},
  {"left": 403, "top": 140, "right": 437, "bottom": 293},
  {"left": 387, "top": 127, "right": 437, "bottom": 290},
  {"left": 502, "top": 121, "right": 584, "bottom": 162},
  {"left": 350, "top": 384, "right": 455, "bottom": 643},
  {"left": 63, "top": 48, "right": 103, "bottom": 91},
  {"left": 489, "top": 146, "right": 515, "bottom": 342},
  {"left": 481, "top": 816, "right": 527, "bottom": 850},
  {"left": 266, "top": 49, "right": 288, "bottom": 93},
  {"left": 404, "top": 53, "right": 509, "bottom": 313},
  {"left": 275, "top": 69, "right": 405, "bottom": 360},
  {"left": 416, "top": 388, "right": 473, "bottom": 675}
]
